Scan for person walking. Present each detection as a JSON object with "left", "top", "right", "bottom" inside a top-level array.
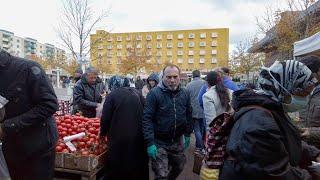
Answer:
[
  {"left": 135, "top": 76, "right": 145, "bottom": 91},
  {"left": 203, "top": 71, "right": 233, "bottom": 131},
  {"left": 142, "top": 64, "right": 193, "bottom": 180},
  {"left": 142, "top": 73, "right": 159, "bottom": 98},
  {"left": 186, "top": 70, "right": 206, "bottom": 151},
  {"left": 100, "top": 76, "right": 149, "bottom": 180},
  {"left": 198, "top": 67, "right": 239, "bottom": 109},
  {"left": 219, "top": 60, "right": 318, "bottom": 179},
  {"left": 0, "top": 50, "right": 58, "bottom": 180},
  {"left": 73, "top": 67, "right": 105, "bottom": 117}
]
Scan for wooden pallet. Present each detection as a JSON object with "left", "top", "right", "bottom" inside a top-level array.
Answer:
[{"left": 54, "top": 166, "right": 103, "bottom": 180}]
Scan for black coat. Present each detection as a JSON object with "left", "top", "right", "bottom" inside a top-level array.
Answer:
[
  {"left": 100, "top": 87, "right": 148, "bottom": 178},
  {"left": 73, "top": 75, "right": 105, "bottom": 118},
  {"left": 220, "top": 90, "right": 311, "bottom": 180},
  {"left": 142, "top": 81, "right": 193, "bottom": 146},
  {"left": 0, "top": 51, "right": 58, "bottom": 165}
]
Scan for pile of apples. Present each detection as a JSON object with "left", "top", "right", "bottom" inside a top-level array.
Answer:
[{"left": 55, "top": 115, "right": 107, "bottom": 156}]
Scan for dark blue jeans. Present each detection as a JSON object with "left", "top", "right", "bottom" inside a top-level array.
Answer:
[{"left": 193, "top": 118, "right": 206, "bottom": 149}]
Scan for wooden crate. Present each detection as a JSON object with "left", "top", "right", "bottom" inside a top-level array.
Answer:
[
  {"left": 55, "top": 152, "right": 65, "bottom": 168},
  {"left": 63, "top": 151, "right": 107, "bottom": 172}
]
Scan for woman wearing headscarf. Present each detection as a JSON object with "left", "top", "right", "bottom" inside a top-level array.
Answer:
[
  {"left": 100, "top": 75, "right": 149, "bottom": 180},
  {"left": 219, "top": 60, "right": 319, "bottom": 180}
]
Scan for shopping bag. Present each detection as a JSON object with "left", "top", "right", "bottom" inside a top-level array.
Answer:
[
  {"left": 0, "top": 143, "right": 10, "bottom": 179},
  {"left": 96, "top": 96, "right": 106, "bottom": 118},
  {"left": 193, "top": 151, "right": 205, "bottom": 174},
  {"left": 200, "top": 164, "right": 219, "bottom": 180}
]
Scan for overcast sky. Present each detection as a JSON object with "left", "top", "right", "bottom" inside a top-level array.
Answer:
[{"left": 0, "top": 0, "right": 286, "bottom": 53}]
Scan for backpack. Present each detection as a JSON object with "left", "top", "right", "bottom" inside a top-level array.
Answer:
[{"left": 204, "top": 106, "right": 273, "bottom": 169}]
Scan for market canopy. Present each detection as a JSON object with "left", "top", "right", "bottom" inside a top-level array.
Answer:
[{"left": 294, "top": 31, "right": 320, "bottom": 57}]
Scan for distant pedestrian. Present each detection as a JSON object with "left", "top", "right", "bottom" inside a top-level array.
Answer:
[
  {"left": 186, "top": 70, "right": 206, "bottom": 151},
  {"left": 142, "top": 73, "right": 159, "bottom": 98},
  {"left": 135, "top": 76, "right": 144, "bottom": 90}
]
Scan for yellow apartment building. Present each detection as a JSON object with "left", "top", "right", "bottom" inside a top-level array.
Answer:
[{"left": 90, "top": 28, "right": 229, "bottom": 75}]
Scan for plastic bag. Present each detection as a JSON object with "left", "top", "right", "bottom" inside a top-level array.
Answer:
[
  {"left": 96, "top": 96, "right": 106, "bottom": 118},
  {"left": 200, "top": 164, "right": 219, "bottom": 180},
  {"left": 0, "top": 143, "right": 10, "bottom": 179}
]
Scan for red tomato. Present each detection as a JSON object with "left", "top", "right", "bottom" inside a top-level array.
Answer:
[
  {"left": 56, "top": 146, "right": 63, "bottom": 152},
  {"left": 78, "top": 142, "right": 86, "bottom": 148},
  {"left": 62, "top": 149, "right": 70, "bottom": 153},
  {"left": 81, "top": 151, "right": 89, "bottom": 156},
  {"left": 64, "top": 119, "right": 72, "bottom": 124},
  {"left": 61, "top": 131, "right": 67, "bottom": 137}
]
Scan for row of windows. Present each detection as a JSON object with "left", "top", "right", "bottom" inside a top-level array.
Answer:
[
  {"left": 104, "top": 32, "right": 218, "bottom": 42},
  {"left": 99, "top": 49, "right": 217, "bottom": 57},
  {"left": 97, "top": 57, "right": 218, "bottom": 65},
  {"left": 99, "top": 41, "right": 218, "bottom": 50}
]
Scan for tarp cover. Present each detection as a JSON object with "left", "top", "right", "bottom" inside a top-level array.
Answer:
[{"left": 294, "top": 31, "right": 320, "bottom": 56}]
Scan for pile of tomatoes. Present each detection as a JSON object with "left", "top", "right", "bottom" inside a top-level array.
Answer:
[{"left": 55, "top": 115, "right": 107, "bottom": 156}]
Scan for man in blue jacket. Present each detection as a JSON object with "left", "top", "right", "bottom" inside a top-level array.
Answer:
[{"left": 142, "top": 64, "right": 193, "bottom": 179}]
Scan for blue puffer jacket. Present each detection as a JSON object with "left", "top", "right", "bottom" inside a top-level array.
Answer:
[{"left": 142, "top": 81, "right": 193, "bottom": 146}]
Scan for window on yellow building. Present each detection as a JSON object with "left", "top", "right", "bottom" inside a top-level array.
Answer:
[
  {"left": 200, "top": 50, "right": 206, "bottom": 55},
  {"left": 200, "top": 33, "right": 206, "bottom": 38},
  {"left": 126, "top": 35, "right": 131, "bottom": 41},
  {"left": 211, "top": 57, "right": 217, "bottom": 64},
  {"left": 117, "top": 58, "right": 122, "bottom": 64},
  {"left": 137, "top": 44, "right": 142, "bottom": 49},
  {"left": 117, "top": 36, "right": 122, "bottom": 42},
  {"left": 188, "top": 50, "right": 194, "bottom": 55},
  {"left": 177, "top": 58, "right": 183, "bottom": 64},
  {"left": 167, "top": 34, "right": 173, "bottom": 40},
  {"left": 147, "top": 44, "right": 152, "bottom": 49},
  {"left": 178, "top": 34, "right": 184, "bottom": 39},
  {"left": 117, "top": 44, "right": 122, "bottom": 49},
  {"left": 136, "top": 35, "right": 142, "bottom": 41},
  {"left": 157, "top": 34, "right": 162, "bottom": 40},
  {"left": 167, "top": 43, "right": 173, "bottom": 48},
  {"left": 189, "top": 42, "right": 195, "bottom": 47},
  {"left": 177, "top": 51, "right": 183, "bottom": 56},
  {"left": 188, "top": 58, "right": 194, "bottom": 63},
  {"left": 188, "top": 33, "right": 195, "bottom": 39},
  {"left": 211, "top": 32, "right": 218, "bottom": 38},
  {"left": 200, "top": 42, "right": 206, "bottom": 47},
  {"left": 167, "top": 51, "right": 172, "bottom": 56},
  {"left": 146, "top": 35, "right": 152, "bottom": 40},
  {"left": 157, "top": 43, "right": 162, "bottom": 49},
  {"left": 211, "top": 41, "right": 218, "bottom": 46},
  {"left": 177, "top": 42, "right": 183, "bottom": 48},
  {"left": 211, "top": 50, "right": 217, "bottom": 55},
  {"left": 200, "top": 58, "right": 205, "bottom": 64}
]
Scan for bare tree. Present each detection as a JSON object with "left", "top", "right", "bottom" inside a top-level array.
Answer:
[
  {"left": 118, "top": 40, "right": 153, "bottom": 76},
  {"left": 231, "top": 37, "right": 265, "bottom": 81},
  {"left": 255, "top": 0, "right": 318, "bottom": 59},
  {"left": 56, "top": 0, "right": 109, "bottom": 65}
]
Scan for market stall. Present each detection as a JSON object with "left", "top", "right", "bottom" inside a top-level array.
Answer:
[{"left": 294, "top": 31, "right": 320, "bottom": 57}]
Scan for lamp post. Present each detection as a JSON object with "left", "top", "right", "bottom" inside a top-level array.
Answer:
[{"left": 56, "top": 67, "right": 61, "bottom": 88}]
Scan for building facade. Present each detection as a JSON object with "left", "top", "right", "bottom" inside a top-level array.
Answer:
[
  {"left": 0, "top": 29, "right": 65, "bottom": 60},
  {"left": 90, "top": 28, "right": 229, "bottom": 74}
]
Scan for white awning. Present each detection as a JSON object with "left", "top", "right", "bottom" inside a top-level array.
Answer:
[{"left": 294, "top": 31, "right": 320, "bottom": 57}]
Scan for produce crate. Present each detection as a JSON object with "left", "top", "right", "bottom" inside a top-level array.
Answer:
[
  {"left": 62, "top": 151, "right": 107, "bottom": 172},
  {"left": 55, "top": 152, "right": 65, "bottom": 168}
]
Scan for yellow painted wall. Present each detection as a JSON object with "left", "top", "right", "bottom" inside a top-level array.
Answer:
[{"left": 90, "top": 28, "right": 229, "bottom": 74}]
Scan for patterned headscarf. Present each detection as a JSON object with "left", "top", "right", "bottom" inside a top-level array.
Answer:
[
  {"left": 256, "top": 60, "right": 316, "bottom": 102},
  {"left": 108, "top": 75, "right": 130, "bottom": 91}
]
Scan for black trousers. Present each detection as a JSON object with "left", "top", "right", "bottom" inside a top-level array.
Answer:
[{"left": 4, "top": 149, "right": 56, "bottom": 180}]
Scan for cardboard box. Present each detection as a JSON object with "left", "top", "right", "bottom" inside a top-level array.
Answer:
[{"left": 63, "top": 151, "right": 107, "bottom": 172}]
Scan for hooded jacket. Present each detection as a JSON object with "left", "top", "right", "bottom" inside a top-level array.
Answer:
[
  {"left": 220, "top": 90, "right": 312, "bottom": 180},
  {"left": 142, "top": 73, "right": 159, "bottom": 98},
  {"left": 73, "top": 75, "right": 105, "bottom": 118},
  {"left": 142, "top": 81, "right": 193, "bottom": 146}
]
